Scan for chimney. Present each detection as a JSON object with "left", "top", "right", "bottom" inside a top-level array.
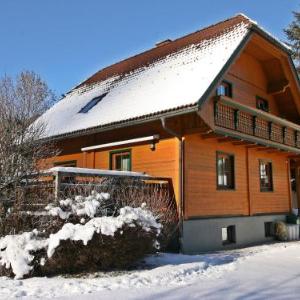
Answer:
[{"left": 155, "top": 39, "right": 172, "bottom": 47}]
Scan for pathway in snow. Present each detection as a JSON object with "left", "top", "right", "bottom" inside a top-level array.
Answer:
[{"left": 1, "top": 242, "right": 300, "bottom": 299}]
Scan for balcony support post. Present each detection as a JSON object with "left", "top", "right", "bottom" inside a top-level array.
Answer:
[
  {"left": 252, "top": 116, "right": 257, "bottom": 136},
  {"left": 233, "top": 109, "right": 239, "bottom": 130},
  {"left": 268, "top": 122, "right": 272, "bottom": 140}
]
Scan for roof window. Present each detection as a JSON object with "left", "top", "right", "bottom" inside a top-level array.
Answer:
[{"left": 78, "top": 92, "right": 108, "bottom": 113}]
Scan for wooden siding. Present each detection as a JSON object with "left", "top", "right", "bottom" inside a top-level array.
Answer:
[
  {"left": 225, "top": 52, "right": 280, "bottom": 116},
  {"left": 184, "top": 133, "right": 291, "bottom": 219},
  {"left": 184, "top": 133, "right": 248, "bottom": 218},
  {"left": 248, "top": 149, "right": 290, "bottom": 214},
  {"left": 45, "top": 137, "right": 180, "bottom": 202},
  {"left": 94, "top": 138, "right": 180, "bottom": 201}
]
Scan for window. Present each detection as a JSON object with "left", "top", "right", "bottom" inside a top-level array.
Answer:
[
  {"left": 217, "top": 152, "right": 235, "bottom": 189},
  {"left": 54, "top": 160, "right": 77, "bottom": 167},
  {"left": 110, "top": 150, "right": 131, "bottom": 171},
  {"left": 78, "top": 92, "right": 108, "bottom": 113},
  {"left": 222, "top": 225, "right": 236, "bottom": 245},
  {"left": 291, "top": 168, "right": 296, "bottom": 192},
  {"left": 264, "top": 222, "right": 274, "bottom": 237},
  {"left": 216, "top": 81, "right": 232, "bottom": 98},
  {"left": 256, "top": 96, "right": 269, "bottom": 112},
  {"left": 259, "top": 160, "right": 273, "bottom": 192}
]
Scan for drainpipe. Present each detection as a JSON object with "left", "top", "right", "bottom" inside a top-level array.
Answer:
[{"left": 160, "top": 117, "right": 184, "bottom": 249}]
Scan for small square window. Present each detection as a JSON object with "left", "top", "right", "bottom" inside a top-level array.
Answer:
[
  {"left": 256, "top": 96, "right": 269, "bottom": 112},
  {"left": 222, "top": 225, "right": 236, "bottom": 245},
  {"left": 217, "top": 152, "right": 235, "bottom": 189},
  {"left": 259, "top": 160, "right": 273, "bottom": 192},
  {"left": 110, "top": 150, "right": 131, "bottom": 171},
  {"left": 264, "top": 222, "right": 274, "bottom": 237},
  {"left": 216, "top": 81, "right": 232, "bottom": 98}
]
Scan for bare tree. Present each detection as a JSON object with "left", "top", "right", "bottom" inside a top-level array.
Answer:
[{"left": 0, "top": 71, "right": 58, "bottom": 203}]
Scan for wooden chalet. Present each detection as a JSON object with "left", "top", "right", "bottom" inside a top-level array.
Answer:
[{"left": 37, "top": 14, "right": 300, "bottom": 252}]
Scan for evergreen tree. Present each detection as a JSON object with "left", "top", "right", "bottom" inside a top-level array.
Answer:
[{"left": 285, "top": 11, "right": 300, "bottom": 74}]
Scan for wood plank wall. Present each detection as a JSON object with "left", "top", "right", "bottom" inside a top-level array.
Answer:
[
  {"left": 225, "top": 52, "right": 280, "bottom": 116},
  {"left": 184, "top": 133, "right": 291, "bottom": 219},
  {"left": 47, "top": 137, "right": 180, "bottom": 203}
]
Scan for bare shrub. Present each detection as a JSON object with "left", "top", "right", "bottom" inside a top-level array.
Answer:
[
  {"left": 0, "top": 172, "right": 178, "bottom": 278},
  {"left": 0, "top": 195, "right": 161, "bottom": 278},
  {"left": 275, "top": 221, "right": 288, "bottom": 241},
  {"left": 56, "top": 175, "right": 179, "bottom": 249},
  {"left": 0, "top": 71, "right": 58, "bottom": 205}
]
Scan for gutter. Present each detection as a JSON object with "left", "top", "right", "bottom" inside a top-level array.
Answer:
[{"left": 160, "top": 117, "right": 185, "bottom": 248}]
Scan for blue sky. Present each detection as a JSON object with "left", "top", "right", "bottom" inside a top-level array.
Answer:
[{"left": 0, "top": 0, "right": 298, "bottom": 97}]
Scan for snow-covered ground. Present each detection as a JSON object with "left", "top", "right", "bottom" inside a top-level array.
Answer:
[{"left": 1, "top": 241, "right": 300, "bottom": 299}]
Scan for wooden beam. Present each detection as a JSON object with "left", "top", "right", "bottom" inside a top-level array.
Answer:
[
  {"left": 201, "top": 132, "right": 219, "bottom": 139},
  {"left": 217, "top": 137, "right": 236, "bottom": 143},
  {"left": 232, "top": 141, "right": 256, "bottom": 146},
  {"left": 256, "top": 147, "right": 272, "bottom": 151},
  {"left": 296, "top": 164, "right": 300, "bottom": 216},
  {"left": 246, "top": 144, "right": 260, "bottom": 149},
  {"left": 288, "top": 155, "right": 300, "bottom": 160},
  {"left": 267, "top": 79, "right": 289, "bottom": 95},
  {"left": 267, "top": 149, "right": 282, "bottom": 153},
  {"left": 215, "top": 126, "right": 300, "bottom": 154}
]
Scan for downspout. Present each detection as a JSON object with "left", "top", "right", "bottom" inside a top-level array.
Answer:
[
  {"left": 246, "top": 147, "right": 252, "bottom": 216},
  {"left": 160, "top": 117, "right": 184, "bottom": 249}
]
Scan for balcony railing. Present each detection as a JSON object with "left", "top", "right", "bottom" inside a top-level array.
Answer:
[{"left": 214, "top": 96, "right": 300, "bottom": 150}]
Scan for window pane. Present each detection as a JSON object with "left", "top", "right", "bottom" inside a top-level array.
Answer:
[
  {"left": 256, "top": 97, "right": 269, "bottom": 112},
  {"left": 217, "top": 85, "right": 225, "bottom": 96},
  {"left": 259, "top": 160, "right": 273, "bottom": 191},
  {"left": 115, "top": 155, "right": 122, "bottom": 170},
  {"left": 111, "top": 151, "right": 131, "bottom": 171},
  {"left": 217, "top": 152, "right": 234, "bottom": 189},
  {"left": 78, "top": 92, "right": 108, "bottom": 113},
  {"left": 121, "top": 155, "right": 130, "bottom": 171},
  {"left": 222, "top": 227, "right": 228, "bottom": 242},
  {"left": 216, "top": 81, "right": 232, "bottom": 97}
]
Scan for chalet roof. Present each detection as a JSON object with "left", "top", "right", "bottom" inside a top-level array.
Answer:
[{"left": 37, "top": 14, "right": 290, "bottom": 139}]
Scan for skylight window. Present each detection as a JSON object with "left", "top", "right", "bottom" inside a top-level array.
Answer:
[{"left": 78, "top": 92, "right": 108, "bottom": 113}]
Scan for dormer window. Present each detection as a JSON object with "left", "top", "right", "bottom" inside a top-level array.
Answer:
[
  {"left": 256, "top": 96, "right": 269, "bottom": 112},
  {"left": 78, "top": 92, "right": 108, "bottom": 113},
  {"left": 216, "top": 81, "right": 232, "bottom": 98}
]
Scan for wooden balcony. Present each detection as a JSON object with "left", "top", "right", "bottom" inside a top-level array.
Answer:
[{"left": 214, "top": 96, "right": 300, "bottom": 153}]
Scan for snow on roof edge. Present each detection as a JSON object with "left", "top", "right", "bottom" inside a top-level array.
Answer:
[
  {"left": 47, "top": 167, "right": 150, "bottom": 178},
  {"left": 42, "top": 103, "right": 199, "bottom": 141}
]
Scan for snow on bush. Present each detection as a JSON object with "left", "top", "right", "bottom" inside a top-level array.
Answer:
[
  {"left": 0, "top": 192, "right": 162, "bottom": 279},
  {"left": 0, "top": 230, "right": 47, "bottom": 279},
  {"left": 45, "top": 191, "right": 110, "bottom": 219},
  {"left": 47, "top": 205, "right": 161, "bottom": 257}
]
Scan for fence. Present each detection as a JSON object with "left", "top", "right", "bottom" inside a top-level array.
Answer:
[{"left": 17, "top": 167, "right": 176, "bottom": 213}]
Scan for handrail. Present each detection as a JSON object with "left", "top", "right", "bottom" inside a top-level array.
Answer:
[{"left": 216, "top": 96, "right": 300, "bottom": 132}]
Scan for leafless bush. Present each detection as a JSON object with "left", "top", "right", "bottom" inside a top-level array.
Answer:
[{"left": 57, "top": 175, "right": 179, "bottom": 249}]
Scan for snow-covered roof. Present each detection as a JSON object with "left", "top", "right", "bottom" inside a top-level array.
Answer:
[{"left": 37, "top": 14, "right": 289, "bottom": 139}]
